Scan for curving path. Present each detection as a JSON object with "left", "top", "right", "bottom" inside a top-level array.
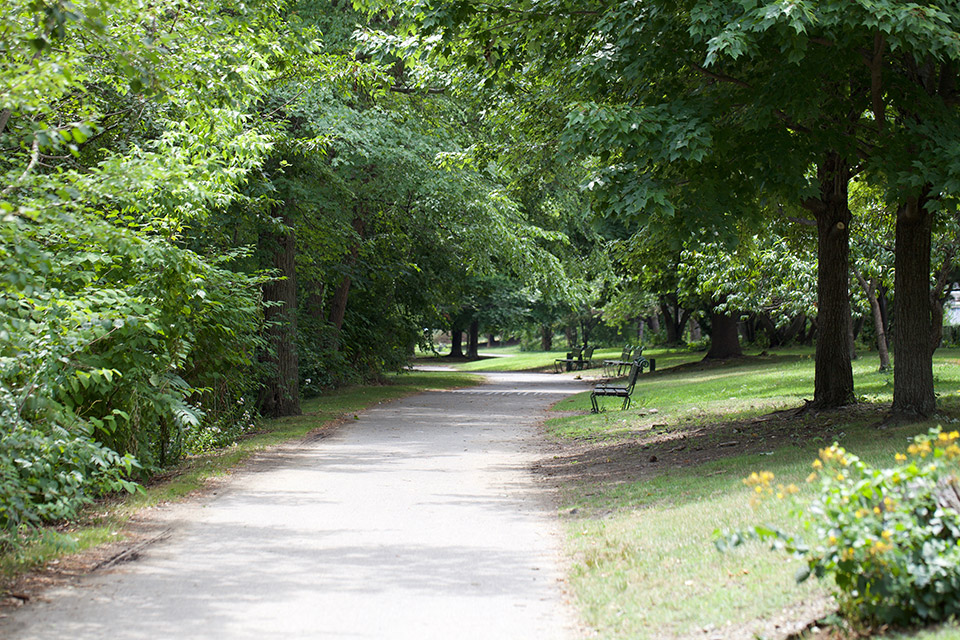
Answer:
[{"left": 1, "top": 371, "right": 587, "bottom": 639}]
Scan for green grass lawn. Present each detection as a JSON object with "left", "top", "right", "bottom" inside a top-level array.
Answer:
[
  {"left": 545, "top": 347, "right": 960, "bottom": 639},
  {"left": 423, "top": 343, "right": 706, "bottom": 373},
  {"left": 549, "top": 348, "right": 960, "bottom": 440}
]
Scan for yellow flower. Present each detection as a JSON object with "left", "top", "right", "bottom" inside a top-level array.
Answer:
[
  {"left": 828, "top": 535, "right": 838, "bottom": 545},
  {"left": 786, "top": 484, "right": 799, "bottom": 494},
  {"left": 835, "top": 473, "right": 845, "bottom": 482},
  {"left": 755, "top": 485, "right": 763, "bottom": 493},
  {"left": 881, "top": 530, "right": 892, "bottom": 541},
  {"left": 895, "top": 453, "right": 907, "bottom": 462},
  {"left": 807, "top": 472, "right": 818, "bottom": 483},
  {"left": 812, "top": 459, "right": 823, "bottom": 469},
  {"left": 873, "top": 506, "right": 882, "bottom": 515}
]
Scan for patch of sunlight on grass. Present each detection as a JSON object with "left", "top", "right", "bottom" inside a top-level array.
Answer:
[
  {"left": 558, "top": 402, "right": 943, "bottom": 639},
  {"left": 549, "top": 348, "right": 960, "bottom": 441}
]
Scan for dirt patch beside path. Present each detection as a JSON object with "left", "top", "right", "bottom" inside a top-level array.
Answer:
[{"left": 534, "top": 403, "right": 890, "bottom": 490}]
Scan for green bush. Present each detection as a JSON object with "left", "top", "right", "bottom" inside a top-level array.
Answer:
[{"left": 720, "top": 428, "right": 960, "bottom": 627}]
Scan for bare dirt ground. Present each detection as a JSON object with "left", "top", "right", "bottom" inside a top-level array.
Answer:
[{"left": 0, "top": 371, "right": 589, "bottom": 640}]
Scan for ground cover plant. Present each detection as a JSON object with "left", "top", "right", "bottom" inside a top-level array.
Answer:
[
  {"left": 0, "top": 370, "right": 481, "bottom": 588},
  {"left": 538, "top": 347, "right": 960, "bottom": 638},
  {"left": 729, "top": 428, "right": 960, "bottom": 629}
]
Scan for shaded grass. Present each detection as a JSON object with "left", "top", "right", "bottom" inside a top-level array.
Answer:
[
  {"left": 550, "top": 348, "right": 960, "bottom": 440},
  {"left": 0, "top": 370, "right": 482, "bottom": 579},
  {"left": 559, "top": 417, "right": 943, "bottom": 639},
  {"left": 550, "top": 348, "right": 960, "bottom": 638}
]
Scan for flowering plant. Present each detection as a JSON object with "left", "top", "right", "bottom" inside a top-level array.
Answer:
[{"left": 718, "top": 428, "right": 960, "bottom": 626}]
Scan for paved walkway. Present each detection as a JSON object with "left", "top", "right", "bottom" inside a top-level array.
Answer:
[{"left": 1, "top": 372, "right": 587, "bottom": 639}]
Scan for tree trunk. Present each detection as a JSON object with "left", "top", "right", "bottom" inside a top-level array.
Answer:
[
  {"left": 853, "top": 266, "right": 891, "bottom": 371},
  {"left": 327, "top": 215, "right": 366, "bottom": 348},
  {"left": 807, "top": 153, "right": 855, "bottom": 408},
  {"left": 466, "top": 319, "right": 480, "bottom": 359},
  {"left": 705, "top": 307, "right": 742, "bottom": 359},
  {"left": 305, "top": 283, "right": 325, "bottom": 321},
  {"left": 892, "top": 195, "right": 936, "bottom": 417},
  {"left": 257, "top": 206, "right": 301, "bottom": 418},
  {"left": 540, "top": 325, "right": 553, "bottom": 351},
  {"left": 689, "top": 316, "right": 702, "bottom": 342},
  {"left": 647, "top": 314, "right": 661, "bottom": 334},
  {"left": 660, "top": 298, "right": 690, "bottom": 346},
  {"left": 487, "top": 333, "right": 497, "bottom": 348},
  {"left": 448, "top": 330, "right": 464, "bottom": 358},
  {"left": 564, "top": 326, "right": 578, "bottom": 347}
]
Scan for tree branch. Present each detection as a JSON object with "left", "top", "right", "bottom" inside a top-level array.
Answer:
[
  {"left": 2, "top": 137, "right": 41, "bottom": 198},
  {"left": 870, "top": 31, "right": 886, "bottom": 132},
  {"left": 689, "top": 61, "right": 812, "bottom": 133}
]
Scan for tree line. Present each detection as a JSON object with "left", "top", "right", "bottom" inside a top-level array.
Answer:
[{"left": 2, "top": 0, "right": 959, "bottom": 540}]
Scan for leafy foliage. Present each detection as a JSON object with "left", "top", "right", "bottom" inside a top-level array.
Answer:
[{"left": 722, "top": 429, "right": 960, "bottom": 627}]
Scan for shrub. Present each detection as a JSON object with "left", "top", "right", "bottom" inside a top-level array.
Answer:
[{"left": 718, "top": 428, "right": 960, "bottom": 627}]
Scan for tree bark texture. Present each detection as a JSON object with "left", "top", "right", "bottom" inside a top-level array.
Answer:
[
  {"left": 892, "top": 195, "right": 936, "bottom": 417},
  {"left": 540, "top": 325, "right": 553, "bottom": 351},
  {"left": 466, "top": 319, "right": 480, "bottom": 359},
  {"left": 660, "top": 298, "right": 690, "bottom": 345},
  {"left": 448, "top": 329, "right": 464, "bottom": 358},
  {"left": 258, "top": 208, "right": 301, "bottom": 418},
  {"left": 808, "top": 153, "right": 855, "bottom": 408},
  {"left": 705, "top": 308, "right": 742, "bottom": 359}
]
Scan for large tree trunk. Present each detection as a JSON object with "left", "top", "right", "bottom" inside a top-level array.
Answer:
[
  {"left": 660, "top": 297, "right": 690, "bottom": 346},
  {"left": 540, "top": 325, "right": 553, "bottom": 351},
  {"left": 852, "top": 266, "right": 891, "bottom": 371},
  {"left": 646, "top": 314, "right": 661, "bottom": 334},
  {"left": 448, "top": 329, "right": 464, "bottom": 358},
  {"left": 705, "top": 307, "right": 742, "bottom": 359},
  {"left": 892, "top": 195, "right": 936, "bottom": 417},
  {"left": 466, "top": 319, "right": 480, "bottom": 359},
  {"left": 257, "top": 206, "right": 300, "bottom": 418},
  {"left": 807, "top": 153, "right": 855, "bottom": 409}
]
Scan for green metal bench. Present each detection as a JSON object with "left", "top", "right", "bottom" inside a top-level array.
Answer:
[
  {"left": 576, "top": 345, "right": 596, "bottom": 370},
  {"left": 554, "top": 345, "right": 583, "bottom": 373},
  {"left": 590, "top": 356, "right": 649, "bottom": 413},
  {"left": 603, "top": 345, "right": 644, "bottom": 377}
]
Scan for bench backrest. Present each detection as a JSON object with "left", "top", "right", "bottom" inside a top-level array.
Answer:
[
  {"left": 570, "top": 345, "right": 583, "bottom": 358},
  {"left": 631, "top": 345, "right": 645, "bottom": 359},
  {"left": 625, "top": 356, "right": 649, "bottom": 393},
  {"left": 619, "top": 345, "right": 632, "bottom": 360},
  {"left": 582, "top": 345, "right": 595, "bottom": 359}
]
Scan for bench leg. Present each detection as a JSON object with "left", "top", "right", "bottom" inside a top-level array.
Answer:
[
  {"left": 622, "top": 396, "right": 631, "bottom": 411},
  {"left": 590, "top": 393, "right": 600, "bottom": 414}
]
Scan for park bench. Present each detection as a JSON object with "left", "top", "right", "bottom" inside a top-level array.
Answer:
[
  {"left": 576, "top": 345, "right": 596, "bottom": 370},
  {"left": 554, "top": 345, "right": 583, "bottom": 373},
  {"left": 590, "top": 355, "right": 649, "bottom": 413},
  {"left": 603, "top": 345, "right": 644, "bottom": 377}
]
